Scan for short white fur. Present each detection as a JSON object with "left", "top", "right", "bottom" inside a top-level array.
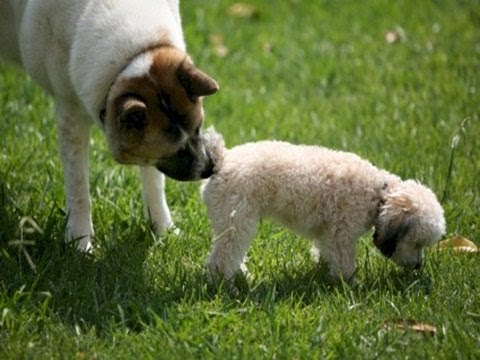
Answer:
[{"left": 0, "top": 0, "right": 185, "bottom": 251}]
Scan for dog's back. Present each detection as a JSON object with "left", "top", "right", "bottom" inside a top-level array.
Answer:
[
  {"left": 203, "top": 141, "right": 397, "bottom": 237},
  {"left": 202, "top": 138, "right": 445, "bottom": 282}
]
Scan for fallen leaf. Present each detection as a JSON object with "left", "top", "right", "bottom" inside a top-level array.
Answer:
[
  {"left": 437, "top": 236, "right": 479, "bottom": 253},
  {"left": 384, "top": 319, "right": 437, "bottom": 336},
  {"left": 209, "top": 33, "right": 224, "bottom": 45},
  {"left": 262, "top": 41, "right": 273, "bottom": 53},
  {"left": 214, "top": 44, "right": 229, "bottom": 58},
  {"left": 228, "top": 3, "right": 259, "bottom": 19},
  {"left": 209, "top": 33, "right": 229, "bottom": 57}
]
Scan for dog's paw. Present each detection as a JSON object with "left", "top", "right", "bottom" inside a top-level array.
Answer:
[
  {"left": 205, "top": 269, "right": 249, "bottom": 296},
  {"left": 205, "top": 261, "right": 239, "bottom": 281},
  {"left": 327, "top": 268, "right": 358, "bottom": 286},
  {"left": 66, "top": 225, "right": 94, "bottom": 253},
  {"left": 150, "top": 219, "right": 180, "bottom": 237},
  {"left": 164, "top": 224, "right": 182, "bottom": 236},
  {"left": 69, "top": 235, "right": 94, "bottom": 253}
]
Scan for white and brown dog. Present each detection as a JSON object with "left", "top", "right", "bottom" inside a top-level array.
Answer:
[
  {"left": 201, "top": 129, "right": 446, "bottom": 283},
  {"left": 0, "top": 0, "right": 219, "bottom": 251}
]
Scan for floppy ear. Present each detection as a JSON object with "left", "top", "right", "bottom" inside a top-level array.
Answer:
[
  {"left": 177, "top": 58, "right": 219, "bottom": 101},
  {"left": 117, "top": 97, "right": 147, "bottom": 131},
  {"left": 373, "top": 218, "right": 413, "bottom": 258}
]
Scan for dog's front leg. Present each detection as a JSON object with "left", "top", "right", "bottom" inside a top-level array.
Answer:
[
  {"left": 56, "top": 102, "right": 94, "bottom": 251},
  {"left": 321, "top": 233, "right": 357, "bottom": 283},
  {"left": 139, "top": 166, "right": 173, "bottom": 235}
]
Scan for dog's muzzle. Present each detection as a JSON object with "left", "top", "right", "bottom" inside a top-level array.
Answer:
[{"left": 156, "top": 137, "right": 215, "bottom": 181}]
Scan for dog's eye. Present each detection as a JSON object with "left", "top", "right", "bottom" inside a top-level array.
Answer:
[
  {"left": 160, "top": 96, "right": 170, "bottom": 112},
  {"left": 158, "top": 93, "right": 172, "bottom": 114}
]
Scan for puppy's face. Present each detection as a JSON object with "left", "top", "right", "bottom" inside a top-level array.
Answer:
[
  {"left": 103, "top": 46, "right": 219, "bottom": 181},
  {"left": 373, "top": 224, "right": 433, "bottom": 270},
  {"left": 373, "top": 181, "right": 446, "bottom": 270}
]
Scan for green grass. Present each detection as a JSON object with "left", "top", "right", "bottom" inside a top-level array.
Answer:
[{"left": 1, "top": 0, "right": 479, "bottom": 358}]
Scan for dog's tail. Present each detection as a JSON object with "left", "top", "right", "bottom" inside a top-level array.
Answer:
[
  {"left": 373, "top": 180, "right": 446, "bottom": 257},
  {"left": 203, "top": 126, "right": 227, "bottom": 173}
]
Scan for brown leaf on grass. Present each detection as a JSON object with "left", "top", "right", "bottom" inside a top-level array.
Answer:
[
  {"left": 228, "top": 3, "right": 259, "bottom": 19},
  {"left": 262, "top": 41, "right": 273, "bottom": 53},
  {"left": 209, "top": 33, "right": 229, "bottom": 58},
  {"left": 437, "top": 236, "right": 479, "bottom": 253},
  {"left": 384, "top": 319, "right": 437, "bottom": 336}
]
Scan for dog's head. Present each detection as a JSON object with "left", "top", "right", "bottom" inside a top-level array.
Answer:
[
  {"left": 373, "top": 180, "right": 446, "bottom": 269},
  {"left": 102, "top": 46, "right": 219, "bottom": 181}
]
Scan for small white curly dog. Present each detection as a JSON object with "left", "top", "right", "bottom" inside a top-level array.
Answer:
[{"left": 201, "top": 128, "right": 446, "bottom": 283}]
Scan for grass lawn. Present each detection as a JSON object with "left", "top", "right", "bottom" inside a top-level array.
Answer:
[{"left": 1, "top": 0, "right": 479, "bottom": 358}]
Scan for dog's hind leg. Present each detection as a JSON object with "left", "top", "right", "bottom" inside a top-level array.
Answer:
[
  {"left": 56, "top": 102, "right": 94, "bottom": 252},
  {"left": 139, "top": 166, "right": 173, "bottom": 235},
  {"left": 205, "top": 199, "right": 258, "bottom": 282}
]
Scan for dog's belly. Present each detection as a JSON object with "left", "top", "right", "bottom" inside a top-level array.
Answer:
[{"left": 270, "top": 212, "right": 326, "bottom": 239}]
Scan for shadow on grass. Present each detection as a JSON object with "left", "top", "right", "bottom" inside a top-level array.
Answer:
[
  {"left": 206, "top": 258, "right": 435, "bottom": 307},
  {"left": 0, "top": 181, "right": 191, "bottom": 333},
  {"left": 0, "top": 181, "right": 435, "bottom": 334}
]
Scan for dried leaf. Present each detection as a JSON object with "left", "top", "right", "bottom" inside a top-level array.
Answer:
[
  {"left": 209, "top": 33, "right": 229, "bottom": 58},
  {"left": 209, "top": 33, "right": 224, "bottom": 45},
  {"left": 228, "top": 3, "right": 259, "bottom": 19},
  {"left": 214, "top": 45, "right": 229, "bottom": 58},
  {"left": 262, "top": 42, "right": 273, "bottom": 53},
  {"left": 384, "top": 319, "right": 437, "bottom": 336},
  {"left": 437, "top": 236, "right": 479, "bottom": 253}
]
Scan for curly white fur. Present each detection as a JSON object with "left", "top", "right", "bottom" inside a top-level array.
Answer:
[{"left": 201, "top": 128, "right": 446, "bottom": 282}]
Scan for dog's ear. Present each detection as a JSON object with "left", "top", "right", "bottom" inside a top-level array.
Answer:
[
  {"left": 177, "top": 59, "right": 219, "bottom": 101},
  {"left": 117, "top": 97, "right": 147, "bottom": 131},
  {"left": 373, "top": 218, "right": 413, "bottom": 257}
]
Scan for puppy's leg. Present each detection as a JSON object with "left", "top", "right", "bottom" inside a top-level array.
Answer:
[
  {"left": 310, "top": 240, "right": 322, "bottom": 263},
  {"left": 320, "top": 231, "right": 357, "bottom": 282},
  {"left": 139, "top": 166, "right": 173, "bottom": 234},
  {"left": 205, "top": 200, "right": 258, "bottom": 282},
  {"left": 56, "top": 102, "right": 93, "bottom": 251}
]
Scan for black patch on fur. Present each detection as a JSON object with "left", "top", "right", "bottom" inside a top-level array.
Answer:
[{"left": 373, "top": 220, "right": 412, "bottom": 258}]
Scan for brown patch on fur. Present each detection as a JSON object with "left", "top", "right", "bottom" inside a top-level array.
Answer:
[
  {"left": 387, "top": 194, "right": 414, "bottom": 214},
  {"left": 103, "top": 46, "right": 218, "bottom": 166}
]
